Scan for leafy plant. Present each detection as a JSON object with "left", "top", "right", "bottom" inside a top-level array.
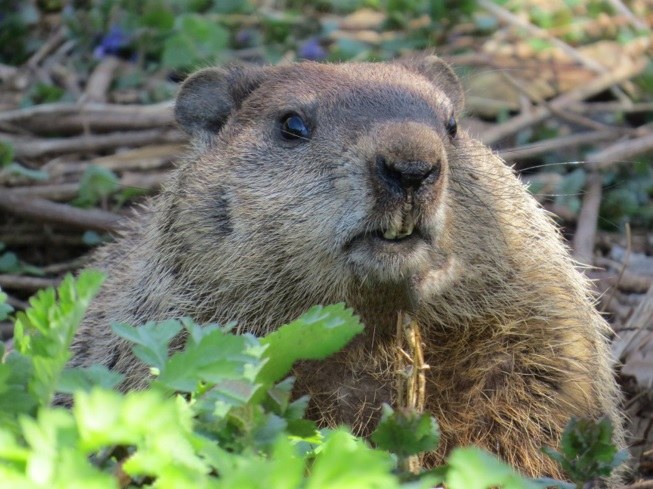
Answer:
[
  {"left": 74, "top": 165, "right": 120, "bottom": 208},
  {"left": 0, "top": 243, "right": 45, "bottom": 277},
  {"left": 0, "top": 272, "right": 627, "bottom": 488},
  {"left": 542, "top": 417, "right": 628, "bottom": 489},
  {"left": 161, "top": 14, "right": 229, "bottom": 71}
]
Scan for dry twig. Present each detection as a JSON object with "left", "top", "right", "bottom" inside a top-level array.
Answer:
[
  {"left": 572, "top": 172, "right": 602, "bottom": 265},
  {"left": 0, "top": 192, "right": 123, "bottom": 232}
]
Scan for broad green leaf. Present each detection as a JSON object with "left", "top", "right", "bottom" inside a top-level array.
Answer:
[
  {"left": 57, "top": 365, "right": 124, "bottom": 394},
  {"left": 446, "top": 447, "right": 538, "bottom": 489},
  {"left": 306, "top": 429, "right": 401, "bottom": 489},
  {"left": 75, "top": 165, "right": 120, "bottom": 207},
  {"left": 258, "top": 304, "right": 363, "bottom": 386},
  {"left": 161, "top": 14, "right": 228, "bottom": 70}
]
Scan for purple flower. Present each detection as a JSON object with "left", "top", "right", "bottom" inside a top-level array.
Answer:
[
  {"left": 94, "top": 26, "right": 130, "bottom": 59},
  {"left": 298, "top": 38, "right": 327, "bottom": 61}
]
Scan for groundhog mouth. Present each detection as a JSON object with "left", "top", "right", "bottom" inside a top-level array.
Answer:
[{"left": 345, "top": 227, "right": 429, "bottom": 251}]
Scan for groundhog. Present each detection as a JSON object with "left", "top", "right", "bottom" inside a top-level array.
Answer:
[{"left": 68, "top": 56, "right": 625, "bottom": 480}]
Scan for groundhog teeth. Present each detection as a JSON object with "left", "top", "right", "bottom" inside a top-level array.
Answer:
[
  {"left": 383, "top": 220, "right": 414, "bottom": 240},
  {"left": 383, "top": 229, "right": 398, "bottom": 240}
]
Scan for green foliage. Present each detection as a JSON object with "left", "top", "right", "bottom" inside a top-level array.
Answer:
[
  {"left": 0, "top": 141, "right": 14, "bottom": 167},
  {"left": 0, "top": 273, "right": 627, "bottom": 488},
  {"left": 554, "top": 168, "right": 586, "bottom": 216},
  {"left": 0, "top": 2, "right": 37, "bottom": 65},
  {"left": 0, "top": 243, "right": 45, "bottom": 277},
  {"left": 74, "top": 165, "right": 120, "bottom": 208},
  {"left": 258, "top": 303, "right": 363, "bottom": 386},
  {"left": 161, "top": 14, "right": 229, "bottom": 70},
  {"left": 20, "top": 82, "right": 67, "bottom": 108},
  {"left": 0, "top": 288, "right": 14, "bottom": 321},
  {"left": 447, "top": 447, "right": 540, "bottom": 489},
  {"left": 542, "top": 417, "right": 628, "bottom": 488},
  {"left": 0, "top": 271, "right": 104, "bottom": 433},
  {"left": 371, "top": 404, "right": 440, "bottom": 458}
]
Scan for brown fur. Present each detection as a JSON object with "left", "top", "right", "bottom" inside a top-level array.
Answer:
[{"left": 68, "top": 57, "right": 625, "bottom": 481}]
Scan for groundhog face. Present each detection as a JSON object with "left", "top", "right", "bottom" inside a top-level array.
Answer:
[{"left": 173, "top": 57, "right": 464, "bottom": 291}]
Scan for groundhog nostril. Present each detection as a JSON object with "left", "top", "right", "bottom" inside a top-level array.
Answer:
[{"left": 376, "top": 155, "right": 438, "bottom": 193}]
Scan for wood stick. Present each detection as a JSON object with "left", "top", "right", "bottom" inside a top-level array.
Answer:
[
  {"left": 6, "top": 173, "right": 167, "bottom": 201},
  {"left": 499, "top": 130, "right": 617, "bottom": 161},
  {"left": 0, "top": 275, "right": 61, "bottom": 291},
  {"left": 588, "top": 130, "right": 653, "bottom": 170},
  {"left": 480, "top": 59, "right": 647, "bottom": 146},
  {"left": 0, "top": 101, "right": 175, "bottom": 134},
  {"left": 568, "top": 101, "right": 653, "bottom": 114},
  {"left": 572, "top": 172, "right": 602, "bottom": 265},
  {"left": 0, "top": 192, "right": 124, "bottom": 232},
  {"left": 7, "top": 128, "right": 186, "bottom": 159},
  {"left": 84, "top": 56, "right": 121, "bottom": 103}
]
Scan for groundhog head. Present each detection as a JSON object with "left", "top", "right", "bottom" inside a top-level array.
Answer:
[{"left": 168, "top": 57, "right": 471, "bottom": 313}]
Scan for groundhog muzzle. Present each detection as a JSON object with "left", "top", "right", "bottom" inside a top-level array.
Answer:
[{"left": 68, "top": 56, "right": 625, "bottom": 480}]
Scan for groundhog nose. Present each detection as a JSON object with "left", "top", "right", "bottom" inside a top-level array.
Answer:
[{"left": 376, "top": 156, "right": 439, "bottom": 193}]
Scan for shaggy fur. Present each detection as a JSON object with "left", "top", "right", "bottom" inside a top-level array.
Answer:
[{"left": 68, "top": 57, "right": 624, "bottom": 481}]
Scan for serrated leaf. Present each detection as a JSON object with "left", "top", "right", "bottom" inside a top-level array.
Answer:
[
  {"left": 258, "top": 304, "right": 363, "bottom": 387},
  {"left": 157, "top": 326, "right": 264, "bottom": 392},
  {"left": 112, "top": 319, "right": 182, "bottom": 372},
  {"left": 371, "top": 404, "right": 440, "bottom": 457},
  {"left": 11, "top": 271, "right": 104, "bottom": 407},
  {"left": 57, "top": 365, "right": 124, "bottom": 394},
  {"left": 306, "top": 429, "right": 400, "bottom": 489},
  {"left": 544, "top": 417, "right": 626, "bottom": 482}
]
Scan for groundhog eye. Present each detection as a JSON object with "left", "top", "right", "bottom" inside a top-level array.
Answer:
[
  {"left": 445, "top": 115, "right": 457, "bottom": 139},
  {"left": 280, "top": 114, "right": 310, "bottom": 141}
]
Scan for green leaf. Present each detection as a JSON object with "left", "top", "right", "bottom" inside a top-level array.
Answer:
[
  {"left": 0, "top": 140, "right": 14, "bottom": 166},
  {"left": 157, "top": 322, "right": 264, "bottom": 393},
  {"left": 75, "top": 165, "right": 120, "bottom": 207},
  {"left": 0, "top": 289, "right": 13, "bottom": 321},
  {"left": 3, "top": 162, "right": 49, "bottom": 181},
  {"left": 11, "top": 271, "right": 104, "bottom": 407},
  {"left": 112, "top": 319, "right": 182, "bottom": 372},
  {"left": 446, "top": 447, "right": 538, "bottom": 489},
  {"left": 258, "top": 304, "right": 363, "bottom": 387},
  {"left": 555, "top": 168, "right": 586, "bottom": 216},
  {"left": 371, "top": 404, "right": 440, "bottom": 457},
  {"left": 57, "top": 365, "right": 124, "bottom": 394},
  {"left": 161, "top": 14, "right": 228, "bottom": 70},
  {"left": 306, "top": 429, "right": 401, "bottom": 489},
  {"left": 543, "top": 417, "right": 627, "bottom": 483}
]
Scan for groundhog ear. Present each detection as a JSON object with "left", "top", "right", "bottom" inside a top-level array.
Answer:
[
  {"left": 175, "top": 66, "right": 265, "bottom": 137},
  {"left": 399, "top": 55, "right": 465, "bottom": 113}
]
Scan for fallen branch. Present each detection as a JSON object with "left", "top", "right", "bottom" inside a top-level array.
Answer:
[
  {"left": 572, "top": 172, "right": 602, "bottom": 265},
  {"left": 480, "top": 59, "right": 647, "bottom": 146},
  {"left": 6, "top": 128, "right": 186, "bottom": 159},
  {"left": 0, "top": 192, "right": 124, "bottom": 232},
  {"left": 0, "top": 101, "right": 174, "bottom": 134},
  {"left": 6, "top": 172, "right": 167, "bottom": 201},
  {"left": 499, "top": 130, "right": 617, "bottom": 162},
  {"left": 588, "top": 130, "right": 653, "bottom": 170},
  {"left": 0, "top": 274, "right": 61, "bottom": 292}
]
